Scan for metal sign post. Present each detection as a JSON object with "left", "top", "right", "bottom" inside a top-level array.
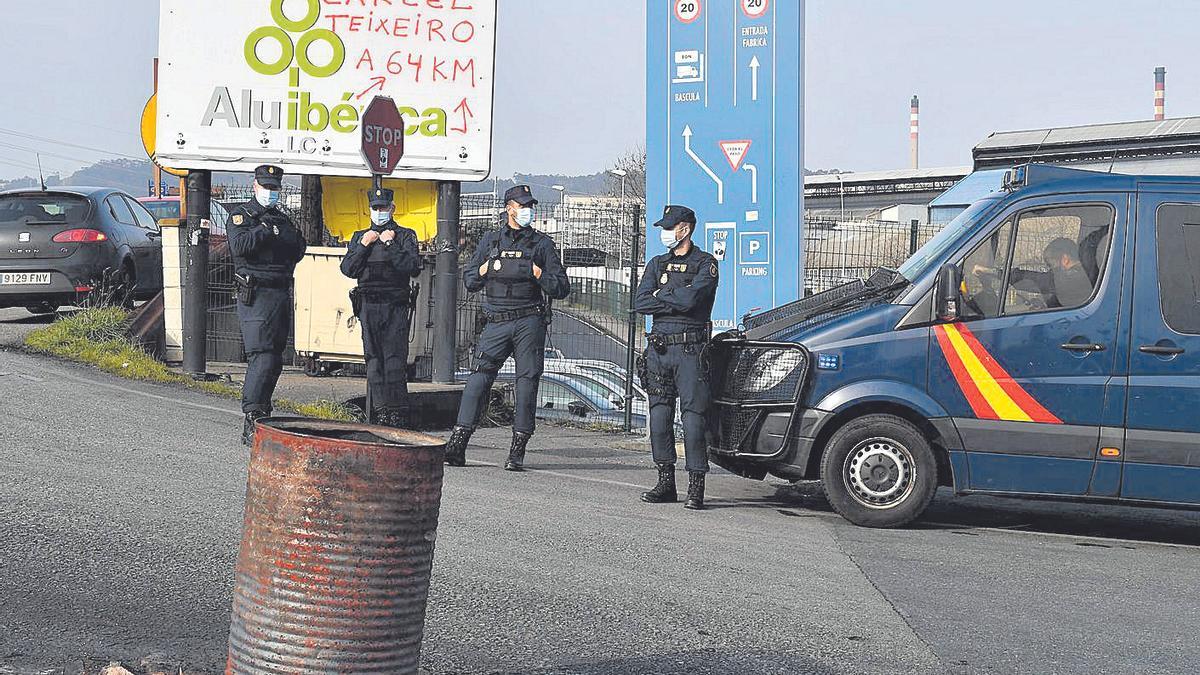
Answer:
[{"left": 648, "top": 0, "right": 805, "bottom": 328}]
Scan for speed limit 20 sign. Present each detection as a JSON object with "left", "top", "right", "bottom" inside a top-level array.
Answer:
[
  {"left": 742, "top": 0, "right": 769, "bottom": 19},
  {"left": 674, "top": 0, "right": 701, "bottom": 24}
]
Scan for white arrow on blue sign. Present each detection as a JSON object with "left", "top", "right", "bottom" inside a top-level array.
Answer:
[{"left": 648, "top": 0, "right": 805, "bottom": 330}]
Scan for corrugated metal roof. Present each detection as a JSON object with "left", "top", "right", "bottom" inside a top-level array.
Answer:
[
  {"left": 805, "top": 166, "right": 971, "bottom": 186},
  {"left": 976, "top": 117, "right": 1200, "bottom": 151}
]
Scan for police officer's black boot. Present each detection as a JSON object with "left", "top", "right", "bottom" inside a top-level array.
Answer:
[
  {"left": 684, "top": 471, "right": 706, "bottom": 510},
  {"left": 641, "top": 463, "right": 678, "bottom": 503},
  {"left": 504, "top": 431, "right": 532, "bottom": 472},
  {"left": 444, "top": 425, "right": 472, "bottom": 467},
  {"left": 242, "top": 411, "right": 267, "bottom": 447}
]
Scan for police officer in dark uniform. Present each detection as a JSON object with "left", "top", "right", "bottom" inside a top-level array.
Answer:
[
  {"left": 634, "top": 205, "right": 719, "bottom": 510},
  {"left": 340, "top": 187, "right": 422, "bottom": 427},
  {"left": 443, "top": 185, "right": 571, "bottom": 471},
  {"left": 229, "top": 165, "right": 308, "bottom": 445}
]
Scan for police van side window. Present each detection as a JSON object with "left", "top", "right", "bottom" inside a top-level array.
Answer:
[
  {"left": 1155, "top": 203, "right": 1200, "bottom": 334},
  {"left": 1001, "top": 205, "right": 1114, "bottom": 316},
  {"left": 962, "top": 219, "right": 1014, "bottom": 319}
]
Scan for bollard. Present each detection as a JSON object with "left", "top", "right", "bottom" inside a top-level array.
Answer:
[{"left": 226, "top": 418, "right": 445, "bottom": 675}]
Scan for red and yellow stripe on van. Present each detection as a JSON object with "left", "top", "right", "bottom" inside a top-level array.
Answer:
[{"left": 934, "top": 323, "right": 1062, "bottom": 424}]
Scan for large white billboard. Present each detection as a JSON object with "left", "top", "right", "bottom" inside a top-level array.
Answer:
[{"left": 156, "top": 0, "right": 497, "bottom": 182}]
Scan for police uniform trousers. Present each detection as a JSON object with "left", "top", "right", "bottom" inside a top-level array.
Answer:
[
  {"left": 644, "top": 342, "right": 711, "bottom": 473},
  {"left": 237, "top": 286, "right": 291, "bottom": 415},
  {"left": 456, "top": 314, "right": 546, "bottom": 434},
  {"left": 360, "top": 298, "right": 411, "bottom": 411}
]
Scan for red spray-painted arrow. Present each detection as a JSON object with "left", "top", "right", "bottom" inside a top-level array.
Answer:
[{"left": 451, "top": 98, "right": 474, "bottom": 134}]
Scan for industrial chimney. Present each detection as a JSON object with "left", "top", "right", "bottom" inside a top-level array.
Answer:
[
  {"left": 910, "top": 95, "right": 920, "bottom": 170},
  {"left": 1154, "top": 67, "right": 1166, "bottom": 121}
]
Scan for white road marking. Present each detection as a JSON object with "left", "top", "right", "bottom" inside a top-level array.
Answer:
[{"left": 10, "top": 357, "right": 242, "bottom": 418}]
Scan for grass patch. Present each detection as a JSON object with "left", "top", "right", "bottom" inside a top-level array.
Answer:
[
  {"left": 278, "top": 398, "right": 357, "bottom": 422},
  {"left": 25, "top": 307, "right": 353, "bottom": 422}
]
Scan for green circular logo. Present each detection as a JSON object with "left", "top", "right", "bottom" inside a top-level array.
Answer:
[{"left": 245, "top": 0, "right": 344, "bottom": 78}]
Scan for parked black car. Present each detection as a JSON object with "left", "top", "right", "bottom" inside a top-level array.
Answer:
[{"left": 0, "top": 187, "right": 163, "bottom": 312}]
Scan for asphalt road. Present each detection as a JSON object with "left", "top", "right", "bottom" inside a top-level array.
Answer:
[
  {"left": 2, "top": 346, "right": 1200, "bottom": 674},
  {"left": 0, "top": 308, "right": 55, "bottom": 349}
]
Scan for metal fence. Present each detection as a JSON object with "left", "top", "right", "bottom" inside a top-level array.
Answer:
[{"left": 803, "top": 218, "right": 941, "bottom": 294}]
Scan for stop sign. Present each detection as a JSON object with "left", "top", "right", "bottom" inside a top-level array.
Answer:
[{"left": 360, "top": 96, "right": 405, "bottom": 175}]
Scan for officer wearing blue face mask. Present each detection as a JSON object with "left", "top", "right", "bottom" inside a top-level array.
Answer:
[
  {"left": 228, "top": 164, "right": 308, "bottom": 445},
  {"left": 634, "top": 205, "right": 719, "bottom": 510},
  {"left": 443, "top": 185, "right": 571, "bottom": 471}
]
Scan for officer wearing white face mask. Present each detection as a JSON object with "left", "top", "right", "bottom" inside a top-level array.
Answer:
[
  {"left": 634, "top": 205, "right": 719, "bottom": 510},
  {"left": 443, "top": 185, "right": 571, "bottom": 471},
  {"left": 228, "top": 165, "right": 308, "bottom": 445},
  {"left": 340, "top": 187, "right": 422, "bottom": 428}
]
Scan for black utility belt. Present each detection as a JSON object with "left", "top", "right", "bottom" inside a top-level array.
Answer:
[
  {"left": 485, "top": 305, "right": 545, "bottom": 323},
  {"left": 647, "top": 329, "right": 710, "bottom": 347},
  {"left": 239, "top": 275, "right": 291, "bottom": 289},
  {"left": 355, "top": 289, "right": 410, "bottom": 304}
]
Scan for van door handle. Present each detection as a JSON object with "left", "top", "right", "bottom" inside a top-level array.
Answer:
[
  {"left": 1061, "top": 343, "right": 1106, "bottom": 352},
  {"left": 1139, "top": 345, "right": 1185, "bottom": 356}
]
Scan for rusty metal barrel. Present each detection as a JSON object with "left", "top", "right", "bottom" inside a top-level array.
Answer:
[{"left": 226, "top": 418, "right": 445, "bottom": 675}]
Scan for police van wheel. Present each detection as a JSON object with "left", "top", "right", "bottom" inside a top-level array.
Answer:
[{"left": 819, "top": 414, "right": 938, "bottom": 529}]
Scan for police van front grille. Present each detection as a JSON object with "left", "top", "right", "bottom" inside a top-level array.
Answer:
[{"left": 713, "top": 408, "right": 763, "bottom": 454}]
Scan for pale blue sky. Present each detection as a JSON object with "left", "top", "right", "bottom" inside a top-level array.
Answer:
[{"left": 0, "top": 1, "right": 1196, "bottom": 182}]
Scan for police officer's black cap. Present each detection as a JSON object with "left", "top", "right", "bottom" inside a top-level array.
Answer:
[
  {"left": 254, "top": 165, "right": 284, "bottom": 189},
  {"left": 368, "top": 187, "right": 394, "bottom": 209},
  {"left": 652, "top": 205, "right": 697, "bottom": 229},
  {"left": 504, "top": 184, "right": 538, "bottom": 207}
]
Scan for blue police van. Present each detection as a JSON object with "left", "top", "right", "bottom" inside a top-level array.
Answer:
[{"left": 708, "top": 164, "right": 1200, "bottom": 528}]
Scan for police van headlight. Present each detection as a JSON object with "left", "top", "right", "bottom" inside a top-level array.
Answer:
[
  {"left": 724, "top": 346, "right": 808, "bottom": 403},
  {"left": 744, "top": 349, "right": 805, "bottom": 392}
]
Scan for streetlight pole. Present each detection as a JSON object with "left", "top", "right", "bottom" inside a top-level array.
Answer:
[
  {"left": 835, "top": 172, "right": 846, "bottom": 222},
  {"left": 609, "top": 168, "right": 628, "bottom": 201},
  {"left": 551, "top": 184, "right": 566, "bottom": 219}
]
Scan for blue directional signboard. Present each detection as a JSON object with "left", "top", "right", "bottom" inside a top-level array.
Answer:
[{"left": 647, "top": 0, "right": 804, "bottom": 330}]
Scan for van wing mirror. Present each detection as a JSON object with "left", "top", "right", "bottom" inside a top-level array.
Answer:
[{"left": 935, "top": 263, "right": 963, "bottom": 322}]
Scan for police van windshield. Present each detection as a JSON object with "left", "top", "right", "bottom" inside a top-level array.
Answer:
[{"left": 897, "top": 197, "right": 1001, "bottom": 282}]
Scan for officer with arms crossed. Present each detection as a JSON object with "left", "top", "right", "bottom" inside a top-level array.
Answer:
[
  {"left": 229, "top": 165, "right": 308, "bottom": 445},
  {"left": 443, "top": 185, "right": 571, "bottom": 471},
  {"left": 340, "top": 187, "right": 422, "bottom": 428},
  {"left": 634, "top": 205, "right": 719, "bottom": 510}
]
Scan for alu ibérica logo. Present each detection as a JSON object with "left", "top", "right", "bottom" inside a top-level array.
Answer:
[{"left": 201, "top": 0, "right": 449, "bottom": 140}]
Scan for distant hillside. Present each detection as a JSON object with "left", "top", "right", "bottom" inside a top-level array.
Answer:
[{"left": 475, "top": 173, "right": 611, "bottom": 205}]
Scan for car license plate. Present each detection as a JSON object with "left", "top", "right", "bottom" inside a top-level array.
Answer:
[{"left": 0, "top": 273, "right": 51, "bottom": 285}]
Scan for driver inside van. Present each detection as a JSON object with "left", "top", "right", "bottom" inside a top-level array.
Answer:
[{"left": 971, "top": 237, "right": 1094, "bottom": 312}]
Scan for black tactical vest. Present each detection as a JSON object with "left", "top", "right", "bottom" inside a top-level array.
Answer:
[
  {"left": 485, "top": 236, "right": 541, "bottom": 302},
  {"left": 651, "top": 251, "right": 717, "bottom": 329},
  {"left": 355, "top": 226, "right": 412, "bottom": 292},
  {"left": 231, "top": 203, "right": 302, "bottom": 278}
]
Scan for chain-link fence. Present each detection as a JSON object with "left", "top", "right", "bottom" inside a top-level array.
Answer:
[{"left": 803, "top": 218, "right": 941, "bottom": 294}]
